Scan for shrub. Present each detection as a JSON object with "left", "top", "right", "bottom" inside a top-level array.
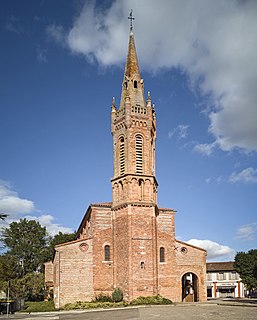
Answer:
[
  {"left": 111, "top": 288, "right": 123, "bottom": 302},
  {"left": 93, "top": 293, "right": 113, "bottom": 302},
  {"left": 63, "top": 301, "right": 126, "bottom": 310},
  {"left": 130, "top": 295, "right": 172, "bottom": 305},
  {"left": 63, "top": 294, "right": 172, "bottom": 310}
]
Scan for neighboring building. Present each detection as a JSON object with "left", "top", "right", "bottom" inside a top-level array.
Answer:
[
  {"left": 206, "top": 262, "right": 245, "bottom": 298},
  {"left": 0, "top": 291, "right": 6, "bottom": 299},
  {"left": 45, "top": 21, "right": 207, "bottom": 308}
]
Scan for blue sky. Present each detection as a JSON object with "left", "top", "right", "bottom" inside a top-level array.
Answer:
[{"left": 1, "top": 0, "right": 257, "bottom": 261}]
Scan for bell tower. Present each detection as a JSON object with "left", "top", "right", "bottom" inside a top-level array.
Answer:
[
  {"left": 111, "top": 19, "right": 158, "bottom": 208},
  {"left": 111, "top": 11, "right": 159, "bottom": 301}
]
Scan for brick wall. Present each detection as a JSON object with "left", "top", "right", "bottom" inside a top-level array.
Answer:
[
  {"left": 175, "top": 240, "right": 207, "bottom": 302},
  {"left": 91, "top": 205, "right": 114, "bottom": 296},
  {"left": 53, "top": 239, "right": 93, "bottom": 307}
]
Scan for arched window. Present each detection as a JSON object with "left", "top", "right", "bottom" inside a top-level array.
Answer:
[
  {"left": 134, "top": 80, "right": 137, "bottom": 88},
  {"left": 119, "top": 137, "right": 125, "bottom": 175},
  {"left": 135, "top": 135, "right": 143, "bottom": 173},
  {"left": 160, "top": 247, "right": 165, "bottom": 263},
  {"left": 138, "top": 179, "right": 144, "bottom": 200},
  {"left": 118, "top": 181, "right": 123, "bottom": 201},
  {"left": 104, "top": 245, "right": 110, "bottom": 261}
]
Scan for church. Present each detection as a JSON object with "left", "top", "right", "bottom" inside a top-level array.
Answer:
[{"left": 45, "top": 19, "right": 207, "bottom": 308}]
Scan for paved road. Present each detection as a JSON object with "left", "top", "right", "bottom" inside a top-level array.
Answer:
[{"left": 1, "top": 304, "right": 257, "bottom": 320}]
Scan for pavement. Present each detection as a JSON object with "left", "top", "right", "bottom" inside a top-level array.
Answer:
[{"left": 0, "top": 299, "right": 257, "bottom": 320}]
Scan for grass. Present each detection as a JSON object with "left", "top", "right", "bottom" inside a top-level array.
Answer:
[{"left": 22, "top": 301, "right": 56, "bottom": 312}]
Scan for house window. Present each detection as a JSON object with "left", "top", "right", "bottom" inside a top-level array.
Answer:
[
  {"left": 119, "top": 137, "right": 125, "bottom": 175},
  {"left": 160, "top": 247, "right": 165, "bottom": 263},
  {"left": 135, "top": 135, "right": 143, "bottom": 173},
  {"left": 217, "top": 272, "right": 225, "bottom": 280},
  {"left": 134, "top": 80, "right": 137, "bottom": 88},
  {"left": 104, "top": 245, "right": 110, "bottom": 261},
  {"left": 230, "top": 272, "right": 238, "bottom": 280},
  {"left": 207, "top": 273, "right": 212, "bottom": 281}
]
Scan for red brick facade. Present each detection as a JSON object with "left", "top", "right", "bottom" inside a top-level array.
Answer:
[{"left": 45, "top": 30, "right": 207, "bottom": 308}]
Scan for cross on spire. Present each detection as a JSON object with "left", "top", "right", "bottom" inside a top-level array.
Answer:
[{"left": 128, "top": 9, "right": 135, "bottom": 32}]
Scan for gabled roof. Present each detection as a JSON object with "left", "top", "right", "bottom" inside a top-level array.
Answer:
[
  {"left": 91, "top": 202, "right": 112, "bottom": 208},
  {"left": 176, "top": 239, "right": 207, "bottom": 253},
  {"left": 206, "top": 261, "right": 235, "bottom": 272},
  {"left": 76, "top": 202, "right": 112, "bottom": 238}
]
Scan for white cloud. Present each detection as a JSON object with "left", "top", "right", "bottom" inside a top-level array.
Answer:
[
  {"left": 229, "top": 167, "right": 257, "bottom": 183},
  {"left": 236, "top": 222, "right": 257, "bottom": 241},
  {"left": 168, "top": 124, "right": 189, "bottom": 140},
  {"left": 0, "top": 181, "right": 73, "bottom": 236},
  {"left": 24, "top": 214, "right": 74, "bottom": 236},
  {"left": 0, "top": 181, "right": 35, "bottom": 216},
  {"left": 46, "top": 24, "right": 67, "bottom": 47},
  {"left": 49, "top": 0, "right": 257, "bottom": 153},
  {"left": 193, "top": 142, "right": 217, "bottom": 156},
  {"left": 187, "top": 239, "right": 235, "bottom": 261}
]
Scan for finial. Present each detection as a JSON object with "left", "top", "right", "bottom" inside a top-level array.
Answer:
[
  {"left": 128, "top": 9, "right": 135, "bottom": 32},
  {"left": 112, "top": 97, "right": 116, "bottom": 112},
  {"left": 147, "top": 91, "right": 151, "bottom": 101}
]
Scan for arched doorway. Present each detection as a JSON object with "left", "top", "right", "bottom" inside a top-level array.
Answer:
[{"left": 181, "top": 272, "right": 199, "bottom": 302}]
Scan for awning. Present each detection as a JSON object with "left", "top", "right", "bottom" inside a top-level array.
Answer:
[{"left": 217, "top": 286, "right": 235, "bottom": 290}]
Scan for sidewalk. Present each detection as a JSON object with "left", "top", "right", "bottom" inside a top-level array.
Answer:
[{"left": 207, "top": 298, "right": 257, "bottom": 307}]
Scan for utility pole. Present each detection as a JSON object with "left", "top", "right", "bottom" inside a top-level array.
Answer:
[{"left": 6, "top": 280, "right": 10, "bottom": 318}]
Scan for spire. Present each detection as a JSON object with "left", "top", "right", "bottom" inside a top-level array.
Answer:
[
  {"left": 124, "top": 31, "right": 141, "bottom": 79},
  {"left": 119, "top": 11, "right": 144, "bottom": 110},
  {"left": 124, "top": 10, "right": 140, "bottom": 79}
]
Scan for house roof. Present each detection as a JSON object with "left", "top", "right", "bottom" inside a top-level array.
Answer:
[
  {"left": 159, "top": 207, "right": 176, "bottom": 212},
  {"left": 206, "top": 261, "right": 235, "bottom": 272},
  {"left": 91, "top": 202, "right": 112, "bottom": 208}
]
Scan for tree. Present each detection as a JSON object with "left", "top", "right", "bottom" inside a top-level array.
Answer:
[
  {"left": 0, "top": 219, "right": 76, "bottom": 302},
  {"left": 49, "top": 231, "right": 76, "bottom": 257},
  {"left": 1, "top": 218, "right": 49, "bottom": 274},
  {"left": 0, "top": 272, "right": 45, "bottom": 301},
  {"left": 234, "top": 249, "right": 257, "bottom": 292},
  {"left": 0, "top": 254, "right": 19, "bottom": 282}
]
